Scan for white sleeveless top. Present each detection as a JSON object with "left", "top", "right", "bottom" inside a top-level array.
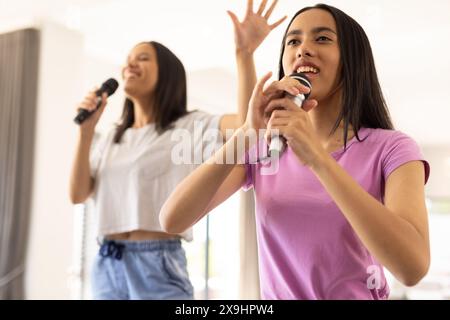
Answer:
[{"left": 89, "top": 111, "right": 222, "bottom": 241}]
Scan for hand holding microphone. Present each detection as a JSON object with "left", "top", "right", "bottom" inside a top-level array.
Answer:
[
  {"left": 74, "top": 78, "right": 119, "bottom": 125},
  {"left": 268, "top": 72, "right": 312, "bottom": 158}
]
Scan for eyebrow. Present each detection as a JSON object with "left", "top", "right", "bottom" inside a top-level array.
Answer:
[{"left": 285, "top": 27, "right": 337, "bottom": 38}]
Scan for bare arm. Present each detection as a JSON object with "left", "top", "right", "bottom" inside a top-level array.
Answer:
[
  {"left": 219, "top": 0, "right": 286, "bottom": 134},
  {"left": 69, "top": 132, "right": 95, "bottom": 203},
  {"left": 69, "top": 90, "right": 107, "bottom": 204},
  {"left": 160, "top": 128, "right": 248, "bottom": 234},
  {"left": 264, "top": 83, "right": 430, "bottom": 286},
  {"left": 161, "top": 70, "right": 314, "bottom": 233},
  {"left": 219, "top": 52, "right": 257, "bottom": 133},
  {"left": 313, "top": 157, "right": 430, "bottom": 286},
  {"left": 161, "top": 71, "right": 285, "bottom": 233}
]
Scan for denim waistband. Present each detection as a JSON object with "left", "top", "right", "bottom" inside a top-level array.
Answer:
[{"left": 98, "top": 238, "right": 182, "bottom": 252}]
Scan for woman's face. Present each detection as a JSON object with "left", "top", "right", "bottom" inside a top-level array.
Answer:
[
  {"left": 122, "top": 43, "right": 159, "bottom": 99},
  {"left": 282, "top": 9, "right": 341, "bottom": 101}
]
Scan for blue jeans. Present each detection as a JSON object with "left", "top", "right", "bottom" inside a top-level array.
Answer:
[{"left": 91, "top": 238, "right": 194, "bottom": 300}]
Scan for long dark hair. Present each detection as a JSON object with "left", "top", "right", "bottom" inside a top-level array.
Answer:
[
  {"left": 114, "top": 41, "right": 188, "bottom": 143},
  {"left": 278, "top": 4, "right": 394, "bottom": 147}
]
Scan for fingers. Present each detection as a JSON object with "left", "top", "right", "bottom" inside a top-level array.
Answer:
[
  {"left": 264, "top": 109, "right": 291, "bottom": 125},
  {"left": 256, "top": 0, "right": 268, "bottom": 15},
  {"left": 301, "top": 99, "right": 318, "bottom": 112},
  {"left": 264, "top": 81, "right": 300, "bottom": 97},
  {"left": 98, "top": 92, "right": 108, "bottom": 111},
  {"left": 270, "top": 16, "right": 287, "bottom": 30},
  {"left": 77, "top": 88, "right": 107, "bottom": 114},
  {"left": 264, "top": 124, "right": 285, "bottom": 145},
  {"left": 265, "top": 115, "right": 294, "bottom": 142},
  {"left": 85, "top": 87, "right": 99, "bottom": 109},
  {"left": 264, "top": 77, "right": 311, "bottom": 98},
  {"left": 264, "top": 97, "right": 318, "bottom": 118},
  {"left": 264, "top": 97, "right": 300, "bottom": 115},
  {"left": 89, "top": 92, "right": 107, "bottom": 120},
  {"left": 266, "top": 116, "right": 289, "bottom": 130},
  {"left": 265, "top": 89, "right": 286, "bottom": 103},
  {"left": 264, "top": 128, "right": 275, "bottom": 145},
  {"left": 246, "top": 0, "right": 254, "bottom": 15},
  {"left": 83, "top": 96, "right": 97, "bottom": 107},
  {"left": 264, "top": 0, "right": 278, "bottom": 19},
  {"left": 250, "top": 72, "right": 272, "bottom": 114},
  {"left": 79, "top": 96, "right": 98, "bottom": 112},
  {"left": 263, "top": 82, "right": 285, "bottom": 97},
  {"left": 254, "top": 71, "right": 273, "bottom": 93},
  {"left": 89, "top": 86, "right": 99, "bottom": 96},
  {"left": 227, "top": 10, "right": 240, "bottom": 28},
  {"left": 269, "top": 109, "right": 292, "bottom": 120},
  {"left": 281, "top": 76, "right": 311, "bottom": 94}
]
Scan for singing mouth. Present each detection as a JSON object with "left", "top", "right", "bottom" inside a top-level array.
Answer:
[
  {"left": 297, "top": 65, "right": 320, "bottom": 75},
  {"left": 124, "top": 69, "right": 141, "bottom": 79}
]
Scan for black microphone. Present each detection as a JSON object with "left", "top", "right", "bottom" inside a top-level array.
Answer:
[
  {"left": 268, "top": 72, "right": 312, "bottom": 158},
  {"left": 74, "top": 78, "right": 119, "bottom": 125}
]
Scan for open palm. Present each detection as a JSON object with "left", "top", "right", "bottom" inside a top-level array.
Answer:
[{"left": 228, "top": 0, "right": 286, "bottom": 54}]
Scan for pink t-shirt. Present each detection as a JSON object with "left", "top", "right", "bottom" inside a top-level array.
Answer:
[{"left": 243, "top": 128, "right": 430, "bottom": 300}]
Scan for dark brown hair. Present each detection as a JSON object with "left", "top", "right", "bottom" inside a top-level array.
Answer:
[
  {"left": 114, "top": 41, "right": 188, "bottom": 143},
  {"left": 278, "top": 4, "right": 394, "bottom": 147}
]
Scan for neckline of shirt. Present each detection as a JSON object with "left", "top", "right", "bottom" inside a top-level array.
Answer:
[
  {"left": 330, "top": 127, "right": 371, "bottom": 156},
  {"left": 128, "top": 123, "right": 156, "bottom": 131}
]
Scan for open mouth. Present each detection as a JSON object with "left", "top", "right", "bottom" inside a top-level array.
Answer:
[
  {"left": 124, "top": 69, "right": 141, "bottom": 79},
  {"left": 296, "top": 66, "right": 320, "bottom": 77}
]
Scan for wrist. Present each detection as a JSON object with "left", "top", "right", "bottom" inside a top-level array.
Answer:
[
  {"left": 239, "top": 122, "right": 251, "bottom": 135},
  {"left": 237, "top": 123, "right": 259, "bottom": 151},
  {"left": 235, "top": 48, "right": 254, "bottom": 59},
  {"left": 310, "top": 150, "right": 334, "bottom": 174},
  {"left": 78, "top": 128, "right": 95, "bottom": 142}
]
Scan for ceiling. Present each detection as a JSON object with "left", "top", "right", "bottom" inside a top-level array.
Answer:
[{"left": 1, "top": 0, "right": 450, "bottom": 145}]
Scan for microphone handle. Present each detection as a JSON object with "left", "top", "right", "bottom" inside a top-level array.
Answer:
[
  {"left": 268, "top": 93, "right": 306, "bottom": 158},
  {"left": 73, "top": 93, "right": 103, "bottom": 125}
]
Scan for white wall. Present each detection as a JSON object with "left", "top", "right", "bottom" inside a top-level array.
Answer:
[
  {"left": 25, "top": 21, "right": 84, "bottom": 299},
  {"left": 21, "top": 19, "right": 237, "bottom": 299},
  {"left": 10, "top": 1, "right": 448, "bottom": 299},
  {"left": 422, "top": 147, "right": 450, "bottom": 198},
  {"left": 24, "top": 20, "right": 133, "bottom": 299}
]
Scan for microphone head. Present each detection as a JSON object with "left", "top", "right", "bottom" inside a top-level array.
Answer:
[
  {"left": 289, "top": 72, "right": 312, "bottom": 100},
  {"left": 99, "top": 78, "right": 119, "bottom": 96}
]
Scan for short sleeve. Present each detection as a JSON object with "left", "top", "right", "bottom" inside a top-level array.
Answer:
[
  {"left": 187, "top": 111, "right": 222, "bottom": 162},
  {"left": 89, "top": 130, "right": 114, "bottom": 178},
  {"left": 382, "top": 131, "right": 430, "bottom": 185},
  {"left": 242, "top": 154, "right": 254, "bottom": 191},
  {"left": 242, "top": 142, "right": 262, "bottom": 191}
]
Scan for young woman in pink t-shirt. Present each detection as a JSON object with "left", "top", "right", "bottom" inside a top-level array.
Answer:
[{"left": 161, "top": 3, "right": 430, "bottom": 299}]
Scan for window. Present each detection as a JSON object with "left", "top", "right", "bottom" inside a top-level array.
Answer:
[
  {"left": 387, "top": 197, "right": 450, "bottom": 300},
  {"left": 184, "top": 193, "right": 240, "bottom": 299}
]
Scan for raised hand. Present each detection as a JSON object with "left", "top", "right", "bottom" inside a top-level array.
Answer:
[{"left": 227, "top": 0, "right": 287, "bottom": 54}]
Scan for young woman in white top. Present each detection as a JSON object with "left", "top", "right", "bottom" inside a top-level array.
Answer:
[{"left": 69, "top": 0, "right": 286, "bottom": 300}]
